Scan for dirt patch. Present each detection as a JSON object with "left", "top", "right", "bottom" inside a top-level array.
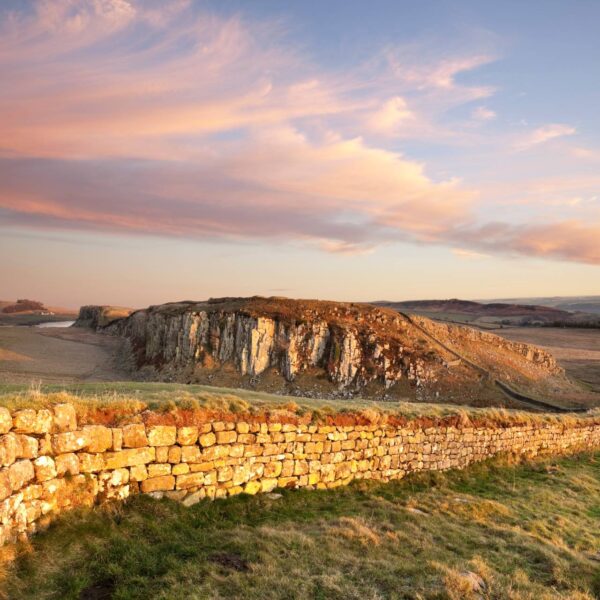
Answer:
[
  {"left": 208, "top": 552, "right": 251, "bottom": 572},
  {"left": 0, "top": 326, "right": 130, "bottom": 384},
  {"left": 78, "top": 578, "right": 115, "bottom": 600}
]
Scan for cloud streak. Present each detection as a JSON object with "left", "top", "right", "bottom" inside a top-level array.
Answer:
[{"left": 1, "top": 0, "right": 599, "bottom": 267}]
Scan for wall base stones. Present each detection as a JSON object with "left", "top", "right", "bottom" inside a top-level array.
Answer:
[{"left": 1, "top": 403, "right": 599, "bottom": 546}]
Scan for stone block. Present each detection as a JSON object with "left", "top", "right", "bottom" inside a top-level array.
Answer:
[
  {"left": 55, "top": 453, "right": 79, "bottom": 476},
  {"left": 0, "top": 433, "right": 21, "bottom": 467},
  {"left": 263, "top": 461, "right": 282, "bottom": 478},
  {"left": 84, "top": 426, "right": 113, "bottom": 453},
  {"left": 260, "top": 478, "right": 278, "bottom": 493},
  {"left": 112, "top": 428, "right": 123, "bottom": 451},
  {"left": 155, "top": 446, "right": 169, "bottom": 462},
  {"left": 17, "top": 435, "right": 38, "bottom": 460},
  {"left": 0, "top": 471, "right": 11, "bottom": 501},
  {"left": 236, "top": 422, "right": 250, "bottom": 434},
  {"left": 181, "top": 445, "right": 201, "bottom": 463},
  {"left": 243, "top": 481, "right": 261, "bottom": 495},
  {"left": 0, "top": 408, "right": 12, "bottom": 434},
  {"left": 148, "top": 463, "right": 171, "bottom": 477},
  {"left": 141, "top": 476, "right": 175, "bottom": 493},
  {"left": 78, "top": 453, "right": 105, "bottom": 473},
  {"left": 51, "top": 430, "right": 89, "bottom": 454},
  {"left": 103, "top": 447, "right": 155, "bottom": 470},
  {"left": 172, "top": 463, "right": 189, "bottom": 475},
  {"left": 198, "top": 432, "right": 216, "bottom": 447},
  {"left": 168, "top": 445, "right": 181, "bottom": 463},
  {"left": 130, "top": 464, "right": 148, "bottom": 482},
  {"left": 176, "top": 472, "right": 204, "bottom": 489},
  {"left": 122, "top": 424, "right": 148, "bottom": 448},
  {"left": 177, "top": 427, "right": 198, "bottom": 446},
  {"left": 8, "top": 460, "right": 34, "bottom": 491},
  {"left": 53, "top": 404, "right": 77, "bottom": 432},
  {"left": 33, "top": 456, "right": 57, "bottom": 482},
  {"left": 147, "top": 425, "right": 176, "bottom": 447},
  {"left": 217, "top": 466, "right": 233, "bottom": 482}
]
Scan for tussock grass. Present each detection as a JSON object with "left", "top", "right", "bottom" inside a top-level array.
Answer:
[
  {"left": 1, "top": 454, "right": 600, "bottom": 599},
  {"left": 0, "top": 382, "right": 598, "bottom": 427}
]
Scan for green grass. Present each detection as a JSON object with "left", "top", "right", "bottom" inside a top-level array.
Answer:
[{"left": 2, "top": 454, "right": 600, "bottom": 599}]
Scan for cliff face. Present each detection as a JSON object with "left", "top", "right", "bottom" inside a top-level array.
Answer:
[
  {"left": 107, "top": 300, "right": 438, "bottom": 392},
  {"left": 74, "top": 305, "right": 134, "bottom": 329},
  {"left": 100, "top": 297, "right": 568, "bottom": 404}
]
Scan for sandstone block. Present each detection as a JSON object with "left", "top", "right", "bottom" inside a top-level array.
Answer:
[
  {"left": 263, "top": 461, "right": 282, "bottom": 478},
  {"left": 232, "top": 465, "right": 251, "bottom": 486},
  {"left": 13, "top": 409, "right": 52, "bottom": 435},
  {"left": 84, "top": 426, "right": 113, "bottom": 453},
  {"left": 168, "top": 446, "right": 181, "bottom": 463},
  {"left": 198, "top": 432, "right": 216, "bottom": 447},
  {"left": 0, "top": 471, "right": 11, "bottom": 501},
  {"left": 17, "top": 435, "right": 38, "bottom": 460},
  {"left": 147, "top": 425, "right": 176, "bottom": 447},
  {"left": 53, "top": 404, "right": 77, "bottom": 432},
  {"left": 203, "top": 470, "right": 217, "bottom": 485},
  {"left": 0, "top": 433, "right": 21, "bottom": 467},
  {"left": 155, "top": 446, "right": 169, "bottom": 462},
  {"left": 112, "top": 428, "right": 123, "bottom": 451},
  {"left": 55, "top": 453, "right": 79, "bottom": 476},
  {"left": 78, "top": 453, "right": 105, "bottom": 473},
  {"left": 172, "top": 464, "right": 189, "bottom": 475},
  {"left": 217, "top": 466, "right": 233, "bottom": 482},
  {"left": 130, "top": 464, "right": 148, "bottom": 482},
  {"left": 141, "top": 476, "right": 175, "bottom": 493},
  {"left": 148, "top": 463, "right": 171, "bottom": 477},
  {"left": 181, "top": 445, "right": 201, "bottom": 463},
  {"left": 122, "top": 424, "right": 148, "bottom": 448},
  {"left": 182, "top": 490, "right": 204, "bottom": 506},
  {"left": 52, "top": 430, "right": 89, "bottom": 454},
  {"left": 104, "top": 447, "right": 155, "bottom": 470},
  {"left": 0, "top": 408, "right": 11, "bottom": 434},
  {"left": 177, "top": 427, "right": 198, "bottom": 446},
  {"left": 33, "top": 456, "right": 57, "bottom": 482},
  {"left": 236, "top": 422, "right": 250, "bottom": 434},
  {"left": 8, "top": 460, "right": 35, "bottom": 491},
  {"left": 243, "top": 481, "right": 261, "bottom": 495},
  {"left": 260, "top": 478, "right": 278, "bottom": 493},
  {"left": 176, "top": 472, "right": 204, "bottom": 489}
]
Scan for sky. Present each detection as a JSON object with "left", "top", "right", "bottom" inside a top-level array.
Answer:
[{"left": 1, "top": 0, "right": 599, "bottom": 309}]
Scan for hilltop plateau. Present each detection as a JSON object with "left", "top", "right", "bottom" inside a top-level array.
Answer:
[{"left": 72, "top": 296, "right": 591, "bottom": 409}]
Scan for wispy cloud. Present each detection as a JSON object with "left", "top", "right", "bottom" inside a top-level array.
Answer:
[
  {"left": 1, "top": 1, "right": 599, "bottom": 267},
  {"left": 472, "top": 106, "right": 496, "bottom": 121},
  {"left": 516, "top": 123, "right": 576, "bottom": 150}
]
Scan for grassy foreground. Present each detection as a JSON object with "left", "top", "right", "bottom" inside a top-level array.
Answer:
[{"left": 1, "top": 454, "right": 600, "bottom": 599}]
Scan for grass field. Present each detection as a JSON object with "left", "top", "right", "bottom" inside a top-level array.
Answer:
[{"left": 1, "top": 453, "right": 599, "bottom": 599}]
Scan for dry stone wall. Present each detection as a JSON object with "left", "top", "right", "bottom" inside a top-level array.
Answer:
[{"left": 1, "top": 403, "right": 600, "bottom": 546}]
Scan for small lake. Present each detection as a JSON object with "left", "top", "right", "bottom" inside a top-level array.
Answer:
[{"left": 36, "top": 321, "right": 76, "bottom": 328}]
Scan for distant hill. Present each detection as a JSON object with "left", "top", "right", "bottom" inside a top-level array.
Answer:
[
  {"left": 483, "top": 296, "right": 600, "bottom": 315},
  {"left": 373, "top": 298, "right": 599, "bottom": 328},
  {"left": 0, "top": 299, "right": 77, "bottom": 325}
]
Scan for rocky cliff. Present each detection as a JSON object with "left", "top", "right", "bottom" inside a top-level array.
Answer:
[{"left": 94, "top": 297, "right": 570, "bottom": 406}]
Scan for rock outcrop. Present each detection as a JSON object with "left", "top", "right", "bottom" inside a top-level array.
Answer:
[
  {"left": 74, "top": 305, "right": 134, "bottom": 329},
  {"left": 88, "top": 297, "right": 569, "bottom": 404}
]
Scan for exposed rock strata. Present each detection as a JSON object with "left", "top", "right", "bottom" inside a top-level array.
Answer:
[{"left": 85, "top": 297, "right": 568, "bottom": 402}]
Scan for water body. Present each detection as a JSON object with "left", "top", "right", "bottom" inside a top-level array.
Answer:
[{"left": 36, "top": 321, "right": 75, "bottom": 328}]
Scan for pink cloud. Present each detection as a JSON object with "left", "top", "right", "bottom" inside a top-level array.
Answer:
[{"left": 1, "top": 1, "right": 598, "bottom": 268}]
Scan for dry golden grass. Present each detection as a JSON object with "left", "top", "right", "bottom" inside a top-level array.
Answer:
[{"left": 1, "top": 454, "right": 599, "bottom": 599}]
